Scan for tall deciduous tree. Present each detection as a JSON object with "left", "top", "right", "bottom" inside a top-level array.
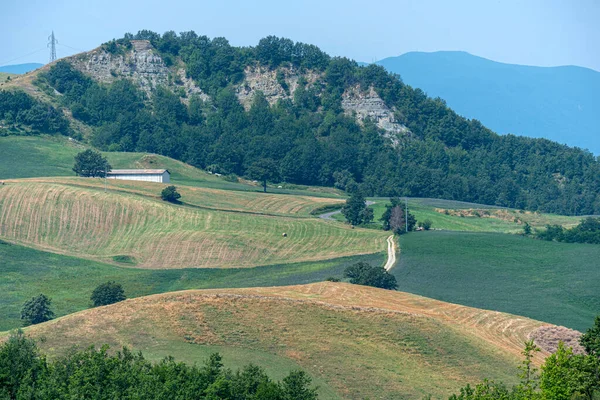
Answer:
[
  {"left": 342, "top": 191, "right": 372, "bottom": 226},
  {"left": 73, "top": 149, "right": 111, "bottom": 177},
  {"left": 246, "top": 158, "right": 279, "bottom": 193}
]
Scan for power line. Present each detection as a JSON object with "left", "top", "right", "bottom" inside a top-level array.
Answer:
[
  {"left": 0, "top": 47, "right": 47, "bottom": 67},
  {"left": 58, "top": 42, "right": 85, "bottom": 53}
]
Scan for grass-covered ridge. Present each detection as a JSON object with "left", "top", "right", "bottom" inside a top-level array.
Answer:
[
  {"left": 394, "top": 231, "right": 600, "bottom": 331},
  {"left": 0, "top": 180, "right": 386, "bottom": 269},
  {"left": 4, "top": 282, "right": 551, "bottom": 399},
  {"left": 0, "top": 239, "right": 383, "bottom": 331}
]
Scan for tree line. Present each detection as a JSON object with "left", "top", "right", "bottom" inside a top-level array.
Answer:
[
  {"left": 0, "top": 332, "right": 318, "bottom": 400},
  {"left": 536, "top": 217, "right": 600, "bottom": 244},
  {"left": 4, "top": 30, "right": 600, "bottom": 215}
]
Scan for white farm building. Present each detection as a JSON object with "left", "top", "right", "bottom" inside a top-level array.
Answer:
[{"left": 106, "top": 169, "right": 170, "bottom": 183}]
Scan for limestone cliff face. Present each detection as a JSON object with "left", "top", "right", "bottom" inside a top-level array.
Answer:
[
  {"left": 69, "top": 41, "right": 170, "bottom": 96},
  {"left": 342, "top": 85, "right": 410, "bottom": 145},
  {"left": 235, "top": 66, "right": 319, "bottom": 110}
]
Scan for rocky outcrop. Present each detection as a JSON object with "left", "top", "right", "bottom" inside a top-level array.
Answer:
[
  {"left": 69, "top": 40, "right": 211, "bottom": 101},
  {"left": 236, "top": 66, "right": 319, "bottom": 110},
  {"left": 342, "top": 85, "right": 410, "bottom": 145}
]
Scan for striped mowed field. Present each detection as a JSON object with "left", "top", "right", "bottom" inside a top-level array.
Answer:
[
  {"left": 0, "top": 181, "right": 386, "bottom": 269},
  {"left": 19, "top": 177, "right": 344, "bottom": 217}
]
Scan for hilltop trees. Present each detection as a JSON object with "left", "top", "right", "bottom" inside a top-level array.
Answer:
[
  {"left": 16, "top": 30, "right": 600, "bottom": 216},
  {"left": 91, "top": 281, "right": 126, "bottom": 307},
  {"left": 73, "top": 149, "right": 111, "bottom": 177},
  {"left": 0, "top": 89, "right": 69, "bottom": 134},
  {"left": 20, "top": 294, "right": 54, "bottom": 326}
]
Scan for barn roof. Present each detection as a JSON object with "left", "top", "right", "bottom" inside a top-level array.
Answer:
[{"left": 107, "top": 169, "right": 169, "bottom": 175}]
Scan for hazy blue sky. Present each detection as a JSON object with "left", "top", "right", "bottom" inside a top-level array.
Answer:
[{"left": 2, "top": 0, "right": 599, "bottom": 71}]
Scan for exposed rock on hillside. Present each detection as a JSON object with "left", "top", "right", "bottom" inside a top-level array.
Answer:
[
  {"left": 342, "top": 85, "right": 410, "bottom": 144},
  {"left": 69, "top": 40, "right": 170, "bottom": 95},
  {"left": 236, "top": 66, "right": 320, "bottom": 110}
]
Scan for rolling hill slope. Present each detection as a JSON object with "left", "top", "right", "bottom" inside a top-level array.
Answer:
[
  {"left": 3, "top": 282, "right": 574, "bottom": 399},
  {"left": 376, "top": 51, "right": 600, "bottom": 153},
  {"left": 0, "top": 180, "right": 386, "bottom": 269},
  {"left": 0, "top": 239, "right": 383, "bottom": 331}
]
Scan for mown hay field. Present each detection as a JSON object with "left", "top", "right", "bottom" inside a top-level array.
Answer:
[
  {"left": 0, "top": 238, "right": 384, "bottom": 331},
  {"left": 4, "top": 282, "right": 558, "bottom": 399},
  {"left": 20, "top": 177, "right": 343, "bottom": 217},
  {"left": 0, "top": 181, "right": 386, "bottom": 269}
]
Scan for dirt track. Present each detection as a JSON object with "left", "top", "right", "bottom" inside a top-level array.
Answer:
[{"left": 383, "top": 235, "right": 397, "bottom": 271}]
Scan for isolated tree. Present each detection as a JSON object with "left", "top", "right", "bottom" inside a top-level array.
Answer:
[
  {"left": 341, "top": 191, "right": 372, "bottom": 226},
  {"left": 21, "top": 294, "right": 55, "bottom": 326},
  {"left": 73, "top": 149, "right": 111, "bottom": 177},
  {"left": 523, "top": 222, "right": 532, "bottom": 236},
  {"left": 246, "top": 158, "right": 279, "bottom": 193},
  {"left": 161, "top": 185, "right": 181, "bottom": 202},
  {"left": 344, "top": 262, "right": 398, "bottom": 290},
  {"left": 91, "top": 281, "right": 126, "bottom": 307}
]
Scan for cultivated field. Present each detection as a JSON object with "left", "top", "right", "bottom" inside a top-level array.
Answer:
[
  {"left": 395, "top": 231, "right": 600, "bottom": 331},
  {"left": 0, "top": 239, "right": 383, "bottom": 331},
  {"left": 0, "top": 181, "right": 386, "bottom": 269},
  {"left": 2, "top": 282, "right": 564, "bottom": 399},
  {"left": 19, "top": 177, "right": 343, "bottom": 217}
]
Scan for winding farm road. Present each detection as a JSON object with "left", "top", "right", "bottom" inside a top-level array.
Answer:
[
  {"left": 317, "top": 201, "right": 397, "bottom": 271},
  {"left": 318, "top": 200, "right": 376, "bottom": 221},
  {"left": 383, "top": 235, "right": 397, "bottom": 271}
]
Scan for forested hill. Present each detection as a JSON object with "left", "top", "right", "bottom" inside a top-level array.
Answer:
[
  {"left": 1, "top": 30, "right": 599, "bottom": 215},
  {"left": 375, "top": 51, "right": 600, "bottom": 154}
]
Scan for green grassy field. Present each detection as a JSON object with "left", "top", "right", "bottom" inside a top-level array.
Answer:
[
  {"left": 365, "top": 198, "right": 583, "bottom": 233},
  {"left": 0, "top": 135, "right": 344, "bottom": 197},
  {"left": 394, "top": 231, "right": 600, "bottom": 331},
  {"left": 6, "top": 283, "right": 537, "bottom": 399},
  {"left": 0, "top": 238, "right": 384, "bottom": 331}
]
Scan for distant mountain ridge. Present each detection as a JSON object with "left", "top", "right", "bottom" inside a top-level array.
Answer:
[
  {"left": 374, "top": 51, "right": 600, "bottom": 154},
  {"left": 0, "top": 63, "right": 44, "bottom": 74}
]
